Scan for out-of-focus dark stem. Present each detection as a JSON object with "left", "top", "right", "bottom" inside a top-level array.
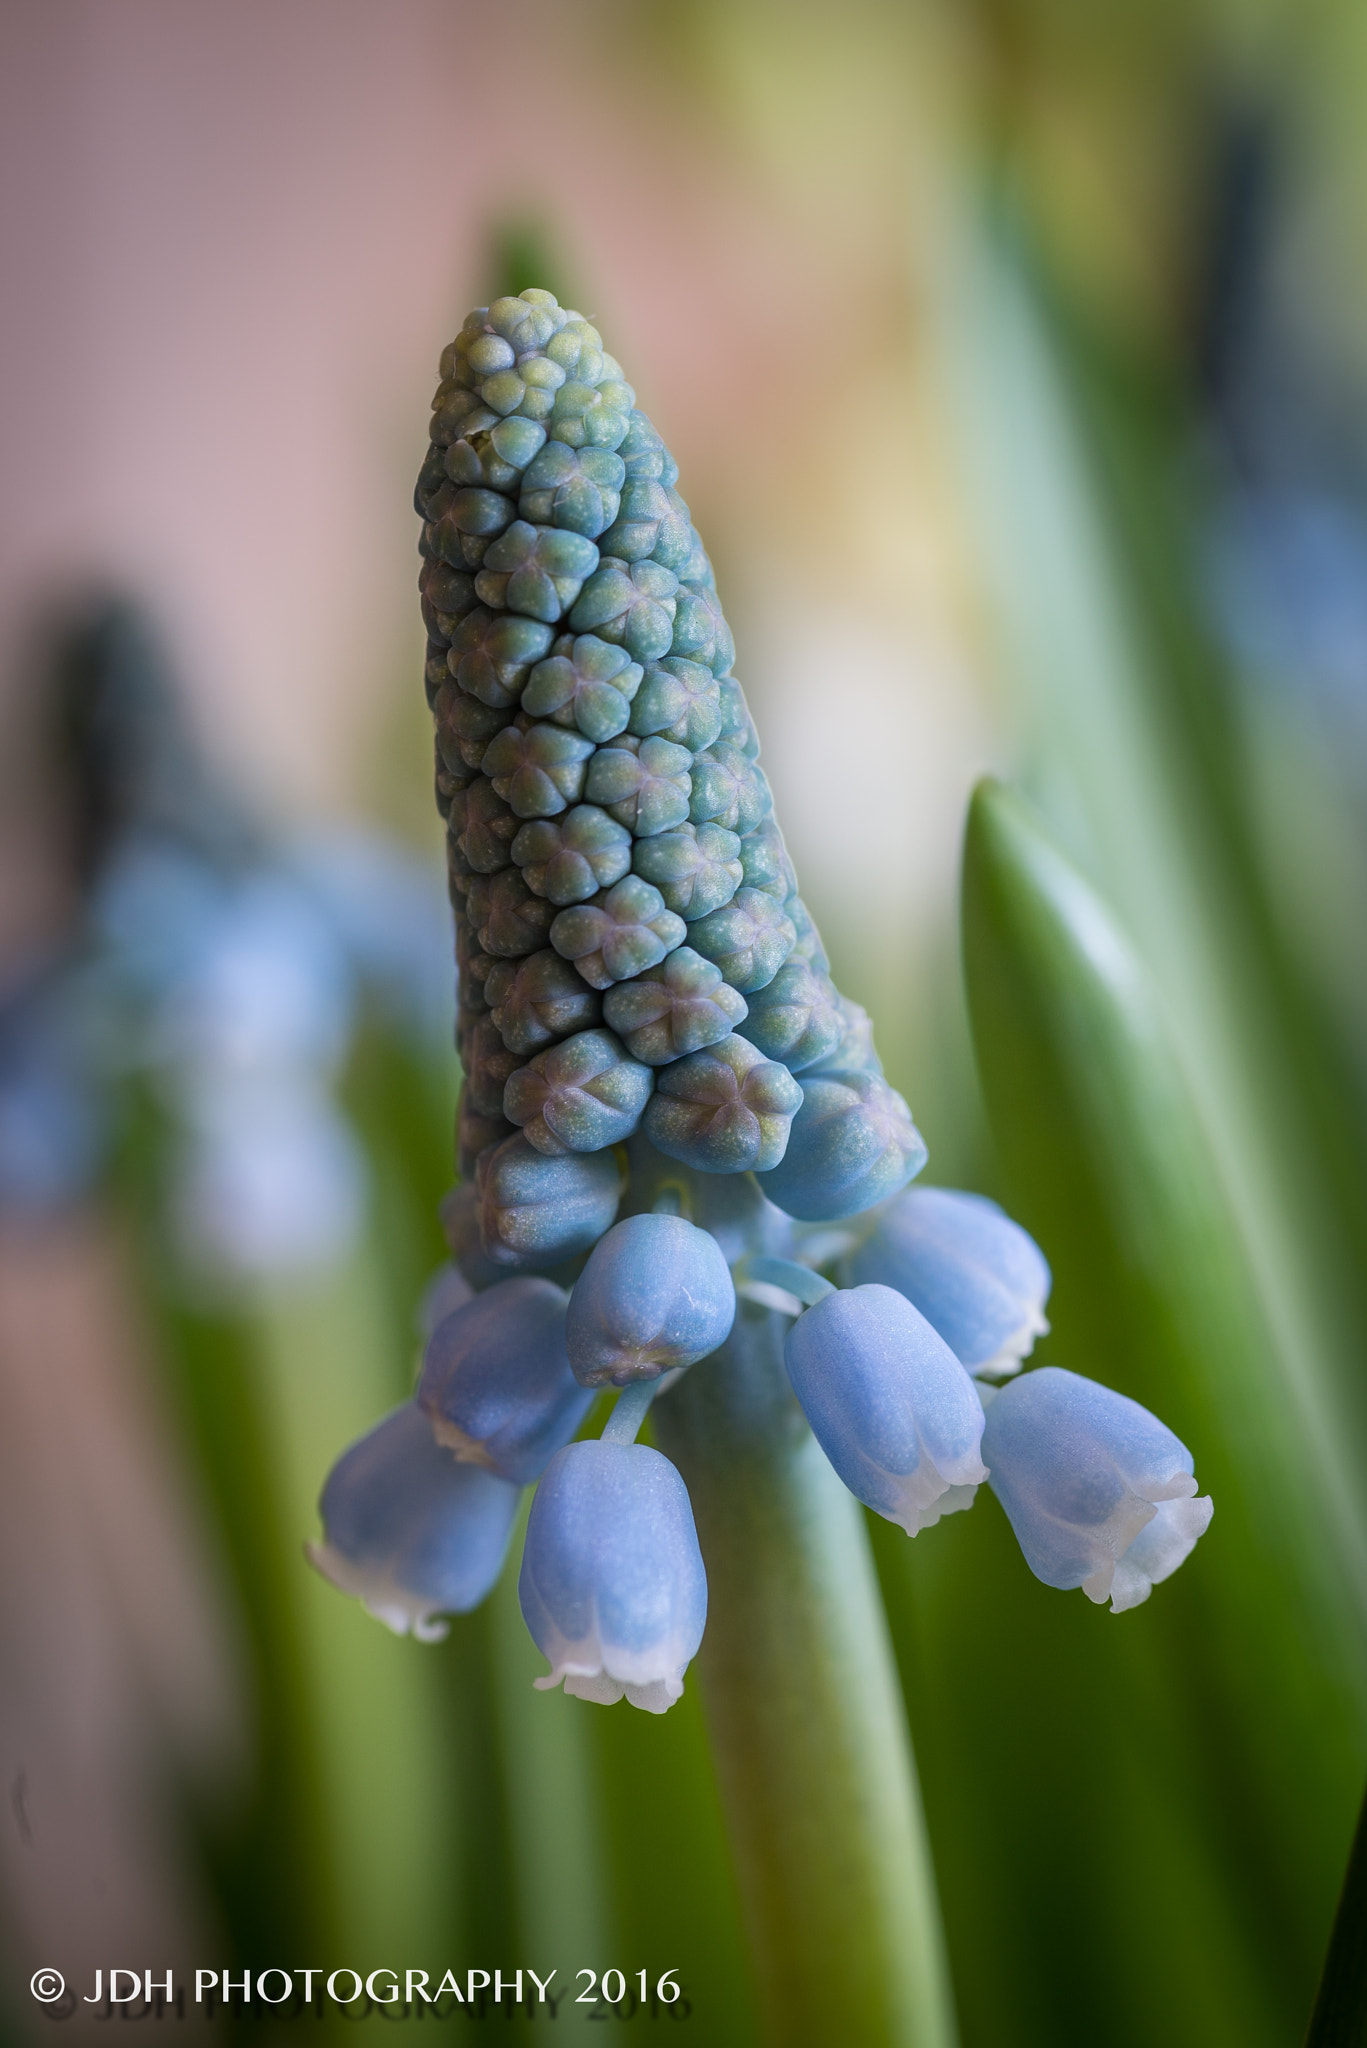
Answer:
[
  {"left": 634, "top": 1146, "right": 956, "bottom": 2048},
  {"left": 1305, "top": 1781, "right": 1367, "bottom": 2048}
]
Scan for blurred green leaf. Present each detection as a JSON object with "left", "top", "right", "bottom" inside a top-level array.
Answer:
[
  {"left": 932, "top": 774, "right": 1366, "bottom": 2046},
  {"left": 1306, "top": 1776, "right": 1367, "bottom": 2048}
]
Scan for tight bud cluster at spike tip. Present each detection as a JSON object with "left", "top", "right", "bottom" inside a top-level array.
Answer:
[{"left": 309, "top": 291, "right": 1212, "bottom": 1702}]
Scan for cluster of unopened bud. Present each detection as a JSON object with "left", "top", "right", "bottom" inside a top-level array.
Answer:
[
  {"left": 307, "top": 295, "right": 1212, "bottom": 1714},
  {"left": 419, "top": 290, "right": 923, "bottom": 1267}
]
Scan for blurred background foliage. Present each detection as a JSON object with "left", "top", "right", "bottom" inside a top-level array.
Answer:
[{"left": 2, "top": 0, "right": 1367, "bottom": 2042}]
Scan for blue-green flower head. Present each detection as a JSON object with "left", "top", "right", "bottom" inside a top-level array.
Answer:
[
  {"left": 448, "top": 608, "right": 554, "bottom": 709},
  {"left": 687, "top": 886, "right": 796, "bottom": 995},
  {"left": 308, "top": 1400, "right": 520, "bottom": 1640},
  {"left": 511, "top": 805, "right": 632, "bottom": 904},
  {"left": 485, "top": 949, "right": 602, "bottom": 1055},
  {"left": 643, "top": 1033, "right": 803, "bottom": 1174},
  {"left": 477, "top": 1131, "right": 624, "bottom": 1267},
  {"left": 584, "top": 735, "right": 693, "bottom": 838},
  {"left": 458, "top": 1090, "right": 515, "bottom": 1179},
  {"left": 518, "top": 1439, "right": 706, "bottom": 1711},
  {"left": 519, "top": 443, "right": 625, "bottom": 539},
  {"left": 689, "top": 744, "right": 773, "bottom": 837},
  {"left": 669, "top": 581, "right": 734, "bottom": 674},
  {"left": 430, "top": 383, "right": 499, "bottom": 448},
  {"left": 550, "top": 874, "right": 687, "bottom": 989},
  {"left": 503, "top": 1026, "right": 653, "bottom": 1156},
  {"left": 785, "top": 1285, "right": 987, "bottom": 1537},
  {"left": 428, "top": 479, "right": 516, "bottom": 571},
  {"left": 737, "top": 817, "right": 796, "bottom": 901},
  {"left": 418, "top": 1276, "right": 591, "bottom": 1484},
  {"left": 759, "top": 1070, "right": 926, "bottom": 1221},
  {"left": 849, "top": 1187, "right": 1051, "bottom": 1379},
  {"left": 630, "top": 820, "right": 743, "bottom": 921},
  {"left": 477, "top": 290, "right": 570, "bottom": 357},
  {"left": 617, "top": 410, "right": 680, "bottom": 487},
  {"left": 809, "top": 995, "right": 881, "bottom": 1076},
  {"left": 433, "top": 684, "right": 511, "bottom": 777},
  {"left": 737, "top": 959, "right": 844, "bottom": 1070},
  {"left": 548, "top": 372, "right": 635, "bottom": 453},
  {"left": 422, "top": 559, "right": 480, "bottom": 639},
  {"left": 475, "top": 521, "right": 600, "bottom": 625},
  {"left": 716, "top": 677, "right": 758, "bottom": 754},
  {"left": 466, "top": 869, "right": 555, "bottom": 957},
  {"left": 980, "top": 1367, "right": 1213, "bottom": 1612},
  {"left": 628, "top": 657, "right": 723, "bottom": 753},
  {"left": 600, "top": 477, "right": 693, "bottom": 571},
  {"left": 602, "top": 946, "right": 748, "bottom": 1064},
  {"left": 784, "top": 897, "right": 831, "bottom": 976},
  {"left": 461, "top": 1013, "right": 525, "bottom": 1119},
  {"left": 450, "top": 776, "right": 518, "bottom": 875},
  {"left": 570, "top": 560, "right": 679, "bottom": 663},
  {"left": 443, "top": 425, "right": 546, "bottom": 498},
  {"left": 566, "top": 1214, "right": 736, "bottom": 1386},
  {"left": 521, "top": 634, "right": 643, "bottom": 743},
  {"left": 542, "top": 314, "right": 604, "bottom": 378},
  {"left": 481, "top": 718, "right": 594, "bottom": 818}
]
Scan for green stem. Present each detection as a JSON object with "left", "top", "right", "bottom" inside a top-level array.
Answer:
[
  {"left": 634, "top": 1148, "right": 956, "bottom": 2048},
  {"left": 1305, "top": 1779, "right": 1367, "bottom": 2048}
]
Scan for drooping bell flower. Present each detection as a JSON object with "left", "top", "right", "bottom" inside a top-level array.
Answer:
[
  {"left": 307, "top": 1400, "right": 520, "bottom": 1640},
  {"left": 418, "top": 1276, "right": 592, "bottom": 1483},
  {"left": 518, "top": 1438, "right": 707, "bottom": 1712},
  {"left": 980, "top": 1366, "right": 1213, "bottom": 1612},
  {"left": 565, "top": 1212, "right": 735, "bottom": 1386},
  {"left": 784, "top": 1283, "right": 987, "bottom": 1535},
  {"left": 848, "top": 1186, "right": 1050, "bottom": 1378}
]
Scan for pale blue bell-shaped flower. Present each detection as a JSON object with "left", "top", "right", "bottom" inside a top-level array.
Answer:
[
  {"left": 565, "top": 1212, "right": 735, "bottom": 1386},
  {"left": 980, "top": 1366, "right": 1213, "bottom": 1612},
  {"left": 784, "top": 1284, "right": 987, "bottom": 1534},
  {"left": 848, "top": 1186, "right": 1050, "bottom": 1378},
  {"left": 519, "top": 1439, "right": 707, "bottom": 1712},
  {"left": 307, "top": 1400, "right": 521, "bottom": 1640},
  {"left": 418, "top": 1277, "right": 593, "bottom": 1483}
]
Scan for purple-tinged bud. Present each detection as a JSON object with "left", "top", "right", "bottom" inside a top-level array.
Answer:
[
  {"left": 477, "top": 1131, "right": 624, "bottom": 1267},
  {"left": 566, "top": 1214, "right": 736, "bottom": 1386},
  {"left": 759, "top": 1070, "right": 925, "bottom": 1221}
]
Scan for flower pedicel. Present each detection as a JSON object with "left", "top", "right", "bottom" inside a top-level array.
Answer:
[{"left": 311, "top": 290, "right": 1212, "bottom": 1702}]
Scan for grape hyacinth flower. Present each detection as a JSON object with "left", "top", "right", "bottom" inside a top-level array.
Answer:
[
  {"left": 980, "top": 1367, "right": 1214, "bottom": 1612},
  {"left": 418, "top": 1276, "right": 593, "bottom": 1483},
  {"left": 847, "top": 1185, "right": 1051, "bottom": 1378},
  {"left": 518, "top": 1438, "right": 707, "bottom": 1712},
  {"left": 308, "top": 1401, "right": 521, "bottom": 1640},
  {"left": 313, "top": 289, "right": 1213, "bottom": 1724},
  {"left": 566, "top": 1213, "right": 736, "bottom": 1387},
  {"left": 783, "top": 1282, "right": 988, "bottom": 1535}
]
